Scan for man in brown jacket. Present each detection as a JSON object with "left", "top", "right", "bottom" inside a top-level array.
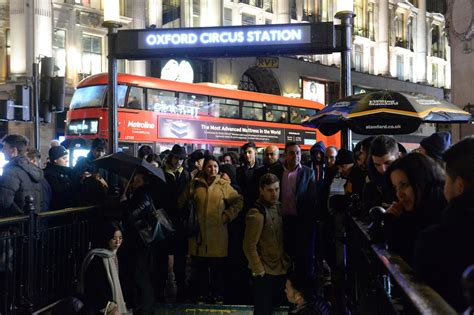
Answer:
[{"left": 243, "top": 173, "right": 290, "bottom": 315}]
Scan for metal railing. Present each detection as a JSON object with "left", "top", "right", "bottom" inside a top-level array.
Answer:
[
  {"left": 336, "top": 208, "right": 457, "bottom": 314},
  {"left": 0, "top": 197, "right": 100, "bottom": 315}
]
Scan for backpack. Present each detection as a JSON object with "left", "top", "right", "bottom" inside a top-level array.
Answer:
[{"left": 253, "top": 201, "right": 267, "bottom": 227}]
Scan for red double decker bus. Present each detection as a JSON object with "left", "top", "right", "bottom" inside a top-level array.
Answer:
[{"left": 65, "top": 73, "right": 339, "bottom": 156}]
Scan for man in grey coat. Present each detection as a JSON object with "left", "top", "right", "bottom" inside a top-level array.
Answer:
[{"left": 0, "top": 134, "right": 43, "bottom": 216}]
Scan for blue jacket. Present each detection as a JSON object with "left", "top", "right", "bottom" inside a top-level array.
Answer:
[{"left": 282, "top": 164, "right": 317, "bottom": 220}]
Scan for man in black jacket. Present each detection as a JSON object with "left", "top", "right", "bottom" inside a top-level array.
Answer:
[
  {"left": 414, "top": 137, "right": 474, "bottom": 312},
  {"left": 0, "top": 134, "right": 43, "bottom": 216},
  {"left": 73, "top": 138, "right": 107, "bottom": 179},
  {"left": 161, "top": 144, "right": 190, "bottom": 302}
]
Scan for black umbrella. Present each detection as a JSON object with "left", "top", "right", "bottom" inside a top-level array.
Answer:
[
  {"left": 302, "top": 91, "right": 472, "bottom": 135},
  {"left": 94, "top": 152, "right": 166, "bottom": 183}
]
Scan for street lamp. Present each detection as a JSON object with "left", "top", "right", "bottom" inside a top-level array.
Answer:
[
  {"left": 102, "top": 0, "right": 122, "bottom": 154},
  {"left": 335, "top": 4, "right": 355, "bottom": 150}
]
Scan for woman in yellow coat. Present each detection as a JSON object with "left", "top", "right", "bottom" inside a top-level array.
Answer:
[{"left": 178, "top": 155, "right": 243, "bottom": 304}]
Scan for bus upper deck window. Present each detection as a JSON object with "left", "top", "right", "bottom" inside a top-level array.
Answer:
[
  {"left": 127, "top": 87, "right": 144, "bottom": 109},
  {"left": 290, "top": 108, "right": 302, "bottom": 124},
  {"left": 265, "top": 104, "right": 287, "bottom": 122},
  {"left": 243, "top": 101, "right": 263, "bottom": 120},
  {"left": 212, "top": 98, "right": 239, "bottom": 118}
]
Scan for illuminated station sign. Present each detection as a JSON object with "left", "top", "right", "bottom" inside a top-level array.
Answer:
[{"left": 114, "top": 23, "right": 335, "bottom": 59}]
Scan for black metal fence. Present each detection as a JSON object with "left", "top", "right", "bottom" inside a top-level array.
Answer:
[
  {"left": 0, "top": 197, "right": 100, "bottom": 315},
  {"left": 336, "top": 209, "right": 457, "bottom": 314}
]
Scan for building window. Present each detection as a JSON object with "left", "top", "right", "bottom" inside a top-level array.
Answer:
[
  {"left": 5, "top": 29, "right": 10, "bottom": 78},
  {"left": 431, "top": 63, "right": 443, "bottom": 87},
  {"left": 224, "top": 7, "right": 232, "bottom": 26},
  {"left": 242, "top": 13, "right": 256, "bottom": 25},
  {"left": 53, "top": 29, "right": 66, "bottom": 77},
  {"left": 396, "top": 55, "right": 404, "bottom": 80},
  {"left": 290, "top": 0, "right": 297, "bottom": 20},
  {"left": 239, "top": 74, "right": 258, "bottom": 92},
  {"left": 163, "top": 0, "right": 180, "bottom": 25},
  {"left": 432, "top": 24, "right": 443, "bottom": 58},
  {"left": 354, "top": 45, "right": 363, "bottom": 72},
  {"left": 395, "top": 12, "right": 406, "bottom": 48},
  {"left": 368, "top": 3, "right": 375, "bottom": 41},
  {"left": 239, "top": 0, "right": 272, "bottom": 12},
  {"left": 354, "top": 0, "right": 366, "bottom": 37},
  {"left": 302, "top": 0, "right": 315, "bottom": 22},
  {"left": 407, "top": 16, "right": 414, "bottom": 51},
  {"left": 192, "top": 0, "right": 200, "bottom": 26},
  {"left": 81, "top": 34, "right": 102, "bottom": 77},
  {"left": 409, "top": 57, "right": 414, "bottom": 82},
  {"left": 317, "top": 0, "right": 331, "bottom": 22}
]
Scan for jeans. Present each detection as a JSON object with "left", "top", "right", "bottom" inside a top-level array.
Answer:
[{"left": 253, "top": 274, "right": 286, "bottom": 315}]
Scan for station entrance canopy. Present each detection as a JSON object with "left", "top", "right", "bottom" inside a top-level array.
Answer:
[{"left": 113, "top": 23, "right": 336, "bottom": 59}]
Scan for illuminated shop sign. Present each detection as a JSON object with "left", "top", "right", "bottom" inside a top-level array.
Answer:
[
  {"left": 114, "top": 23, "right": 335, "bottom": 59},
  {"left": 140, "top": 26, "right": 309, "bottom": 48}
]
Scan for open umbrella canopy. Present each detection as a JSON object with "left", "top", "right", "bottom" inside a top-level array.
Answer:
[
  {"left": 302, "top": 91, "right": 472, "bottom": 135},
  {"left": 94, "top": 152, "right": 166, "bottom": 183}
]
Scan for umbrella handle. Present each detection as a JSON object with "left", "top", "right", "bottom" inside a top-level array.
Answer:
[{"left": 124, "top": 168, "right": 137, "bottom": 197}]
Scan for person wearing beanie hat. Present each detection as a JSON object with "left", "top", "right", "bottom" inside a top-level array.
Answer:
[
  {"left": 219, "top": 163, "right": 240, "bottom": 193},
  {"left": 333, "top": 148, "right": 361, "bottom": 195},
  {"left": 44, "top": 145, "right": 76, "bottom": 210},
  {"left": 419, "top": 131, "right": 451, "bottom": 162},
  {"left": 48, "top": 145, "right": 68, "bottom": 166}
]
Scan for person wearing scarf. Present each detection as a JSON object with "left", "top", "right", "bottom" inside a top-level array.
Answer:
[{"left": 79, "top": 221, "right": 127, "bottom": 315}]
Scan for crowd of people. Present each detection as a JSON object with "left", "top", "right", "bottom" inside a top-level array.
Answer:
[{"left": 1, "top": 131, "right": 474, "bottom": 314}]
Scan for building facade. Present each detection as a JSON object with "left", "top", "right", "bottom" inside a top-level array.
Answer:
[
  {"left": 0, "top": 0, "right": 452, "bottom": 155},
  {"left": 445, "top": 0, "right": 474, "bottom": 141}
]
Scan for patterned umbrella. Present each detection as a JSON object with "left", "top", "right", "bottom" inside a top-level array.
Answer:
[{"left": 302, "top": 91, "right": 471, "bottom": 135}]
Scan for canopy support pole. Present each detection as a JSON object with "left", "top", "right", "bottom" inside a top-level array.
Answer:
[{"left": 336, "top": 11, "right": 355, "bottom": 150}]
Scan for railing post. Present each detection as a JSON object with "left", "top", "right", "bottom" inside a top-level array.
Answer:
[{"left": 24, "top": 195, "right": 36, "bottom": 313}]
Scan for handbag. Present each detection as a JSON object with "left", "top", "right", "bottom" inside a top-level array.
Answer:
[
  {"left": 184, "top": 201, "right": 200, "bottom": 238},
  {"left": 135, "top": 203, "right": 175, "bottom": 244},
  {"left": 183, "top": 181, "right": 200, "bottom": 238}
]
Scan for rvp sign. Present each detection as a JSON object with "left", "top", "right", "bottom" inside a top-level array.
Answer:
[{"left": 256, "top": 57, "right": 279, "bottom": 68}]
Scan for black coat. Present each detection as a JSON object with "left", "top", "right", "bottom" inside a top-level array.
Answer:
[
  {"left": 0, "top": 156, "right": 43, "bottom": 216},
  {"left": 384, "top": 187, "right": 445, "bottom": 266},
  {"left": 44, "top": 163, "right": 76, "bottom": 210},
  {"left": 414, "top": 193, "right": 474, "bottom": 312},
  {"left": 237, "top": 161, "right": 262, "bottom": 210},
  {"left": 83, "top": 256, "right": 117, "bottom": 314}
]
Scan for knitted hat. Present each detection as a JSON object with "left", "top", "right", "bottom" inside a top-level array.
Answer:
[
  {"left": 420, "top": 132, "right": 451, "bottom": 161},
  {"left": 334, "top": 148, "right": 354, "bottom": 166},
  {"left": 219, "top": 163, "right": 237, "bottom": 181},
  {"left": 49, "top": 145, "right": 68, "bottom": 161}
]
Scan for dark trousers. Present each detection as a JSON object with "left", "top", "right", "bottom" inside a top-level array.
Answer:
[
  {"left": 191, "top": 256, "right": 225, "bottom": 298},
  {"left": 283, "top": 215, "right": 317, "bottom": 278},
  {"left": 253, "top": 274, "right": 286, "bottom": 315}
]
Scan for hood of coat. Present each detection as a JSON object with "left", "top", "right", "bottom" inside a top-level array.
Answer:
[
  {"left": 309, "top": 141, "right": 326, "bottom": 164},
  {"left": 6, "top": 156, "right": 43, "bottom": 183}
]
